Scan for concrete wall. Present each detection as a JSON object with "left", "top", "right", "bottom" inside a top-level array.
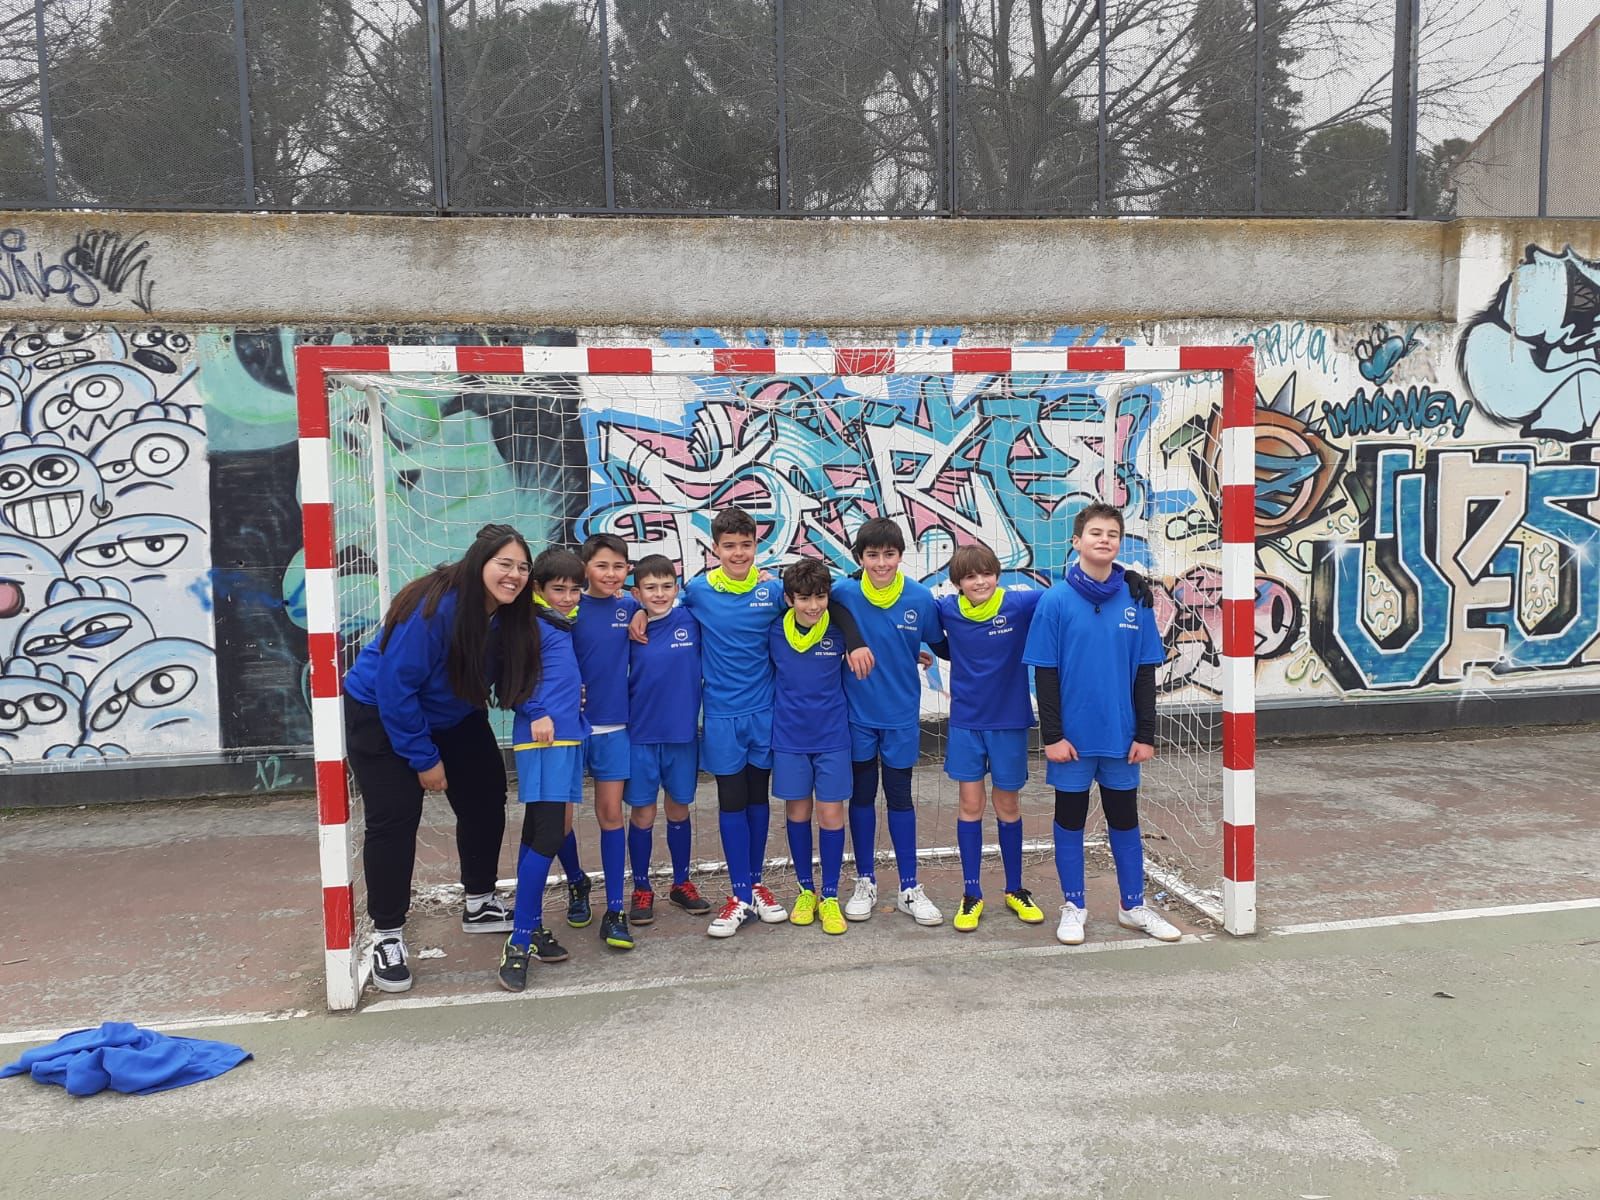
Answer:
[{"left": 2, "top": 211, "right": 1599, "bottom": 800}]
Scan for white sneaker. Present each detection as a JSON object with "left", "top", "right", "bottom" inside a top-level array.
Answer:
[
  {"left": 844, "top": 877, "right": 878, "bottom": 922},
  {"left": 896, "top": 884, "right": 944, "bottom": 926},
  {"left": 1118, "top": 904, "right": 1181, "bottom": 942},
  {"left": 707, "top": 896, "right": 755, "bottom": 939},
  {"left": 750, "top": 882, "right": 789, "bottom": 924},
  {"left": 1055, "top": 902, "right": 1086, "bottom": 945}
]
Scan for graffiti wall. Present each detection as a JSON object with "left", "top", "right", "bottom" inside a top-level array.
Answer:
[{"left": 1, "top": 238, "right": 1596, "bottom": 769}]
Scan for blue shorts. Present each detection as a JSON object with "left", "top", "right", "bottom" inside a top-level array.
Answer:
[
  {"left": 1046, "top": 754, "right": 1140, "bottom": 793},
  {"left": 701, "top": 710, "right": 773, "bottom": 776},
  {"left": 849, "top": 723, "right": 920, "bottom": 770},
  {"left": 585, "top": 728, "right": 631, "bottom": 781},
  {"left": 625, "top": 741, "right": 699, "bottom": 807},
  {"left": 772, "top": 749, "right": 853, "bottom": 804},
  {"left": 515, "top": 743, "right": 584, "bottom": 805},
  {"left": 944, "top": 727, "right": 1029, "bottom": 791}
]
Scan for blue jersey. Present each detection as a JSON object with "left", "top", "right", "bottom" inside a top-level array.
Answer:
[
  {"left": 682, "top": 574, "right": 784, "bottom": 718},
  {"left": 628, "top": 607, "right": 702, "bottom": 744},
  {"left": 514, "top": 611, "right": 591, "bottom": 746},
  {"left": 573, "top": 591, "right": 640, "bottom": 726},
  {"left": 768, "top": 620, "right": 851, "bottom": 755},
  {"left": 343, "top": 589, "right": 493, "bottom": 772},
  {"left": 832, "top": 575, "right": 943, "bottom": 730},
  {"left": 936, "top": 588, "right": 1043, "bottom": 732},
  {"left": 1022, "top": 580, "right": 1164, "bottom": 758}
]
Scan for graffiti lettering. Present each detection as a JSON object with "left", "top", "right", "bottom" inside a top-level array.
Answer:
[
  {"left": 1244, "top": 321, "right": 1333, "bottom": 375},
  {"left": 0, "top": 229, "right": 103, "bottom": 309},
  {"left": 67, "top": 229, "right": 156, "bottom": 314},
  {"left": 1321, "top": 385, "right": 1471, "bottom": 440}
]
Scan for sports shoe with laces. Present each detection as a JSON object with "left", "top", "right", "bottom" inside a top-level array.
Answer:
[
  {"left": 844, "top": 877, "right": 878, "bottom": 922},
  {"left": 953, "top": 894, "right": 983, "bottom": 932},
  {"left": 896, "top": 883, "right": 944, "bottom": 926},
  {"left": 600, "top": 909, "right": 635, "bottom": 950},
  {"left": 629, "top": 888, "right": 656, "bottom": 926},
  {"left": 1118, "top": 904, "right": 1181, "bottom": 942},
  {"left": 707, "top": 895, "right": 754, "bottom": 939},
  {"left": 750, "top": 882, "right": 789, "bottom": 924},
  {"left": 566, "top": 873, "right": 593, "bottom": 928},
  {"left": 527, "top": 926, "right": 569, "bottom": 963},
  {"left": 461, "top": 896, "right": 514, "bottom": 934},
  {"left": 819, "top": 896, "right": 847, "bottom": 935},
  {"left": 1004, "top": 888, "right": 1045, "bottom": 925},
  {"left": 371, "top": 935, "right": 412, "bottom": 993},
  {"left": 498, "top": 937, "right": 530, "bottom": 992},
  {"left": 669, "top": 881, "right": 711, "bottom": 913},
  {"left": 1055, "top": 901, "right": 1086, "bottom": 945},
  {"left": 790, "top": 888, "right": 818, "bottom": 926}
]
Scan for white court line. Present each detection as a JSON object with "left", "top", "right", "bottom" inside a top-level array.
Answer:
[
  {"left": 1271, "top": 896, "right": 1600, "bottom": 936},
  {"left": 0, "top": 1008, "right": 311, "bottom": 1049}
]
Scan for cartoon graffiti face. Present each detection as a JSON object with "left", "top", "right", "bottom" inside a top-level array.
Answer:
[
  {"left": 127, "top": 330, "right": 193, "bottom": 375},
  {"left": 90, "top": 414, "right": 206, "bottom": 504},
  {"left": 13, "top": 577, "right": 155, "bottom": 677},
  {"left": 0, "top": 664, "right": 83, "bottom": 760},
  {"left": 0, "top": 434, "right": 110, "bottom": 544},
  {"left": 65, "top": 512, "right": 204, "bottom": 583},
  {"left": 4, "top": 328, "right": 97, "bottom": 372},
  {"left": 24, "top": 361, "right": 163, "bottom": 446},
  {"left": 0, "top": 535, "right": 66, "bottom": 658},
  {"left": 81, "top": 637, "right": 216, "bottom": 755}
]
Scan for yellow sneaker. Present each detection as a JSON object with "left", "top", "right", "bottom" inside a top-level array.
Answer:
[
  {"left": 790, "top": 888, "right": 818, "bottom": 926},
  {"left": 953, "top": 894, "right": 983, "bottom": 932},
  {"left": 819, "top": 896, "right": 847, "bottom": 935},
  {"left": 1005, "top": 888, "right": 1045, "bottom": 924}
]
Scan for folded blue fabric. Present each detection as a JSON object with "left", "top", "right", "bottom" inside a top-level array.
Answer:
[{"left": 1, "top": 1022, "right": 251, "bottom": 1096}]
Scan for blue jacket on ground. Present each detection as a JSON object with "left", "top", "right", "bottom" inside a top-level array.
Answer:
[{"left": 1, "top": 1022, "right": 251, "bottom": 1096}]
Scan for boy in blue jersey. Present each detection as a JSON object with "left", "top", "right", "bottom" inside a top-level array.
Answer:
[
  {"left": 770, "top": 559, "right": 852, "bottom": 935},
  {"left": 832, "top": 518, "right": 946, "bottom": 926},
  {"left": 625, "top": 555, "right": 711, "bottom": 917},
  {"left": 500, "top": 549, "right": 593, "bottom": 991},
  {"left": 573, "top": 533, "right": 643, "bottom": 950},
  {"left": 1022, "top": 503, "right": 1180, "bottom": 946},
  {"left": 935, "top": 543, "right": 1046, "bottom": 932}
]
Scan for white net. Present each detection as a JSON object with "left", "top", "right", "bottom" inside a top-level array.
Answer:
[{"left": 323, "top": 360, "right": 1232, "bottom": 937}]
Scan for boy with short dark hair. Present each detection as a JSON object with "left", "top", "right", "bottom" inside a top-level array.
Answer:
[
  {"left": 935, "top": 542, "right": 1046, "bottom": 932},
  {"left": 770, "top": 558, "right": 852, "bottom": 935},
  {"left": 625, "top": 554, "right": 710, "bottom": 917},
  {"left": 1022, "top": 502, "right": 1179, "bottom": 946}
]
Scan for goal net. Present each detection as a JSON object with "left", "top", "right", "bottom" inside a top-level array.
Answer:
[{"left": 297, "top": 343, "right": 1257, "bottom": 1009}]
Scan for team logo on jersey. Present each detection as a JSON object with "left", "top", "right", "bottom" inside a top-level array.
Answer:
[
  {"left": 820, "top": 638, "right": 836, "bottom": 652},
  {"left": 615, "top": 608, "right": 629, "bottom": 623},
  {"left": 1124, "top": 606, "right": 1137, "bottom": 623},
  {"left": 755, "top": 587, "right": 771, "bottom": 601},
  {"left": 673, "top": 627, "right": 688, "bottom": 642},
  {"left": 903, "top": 610, "right": 917, "bottom": 624},
  {"left": 993, "top": 615, "right": 1007, "bottom": 628}
]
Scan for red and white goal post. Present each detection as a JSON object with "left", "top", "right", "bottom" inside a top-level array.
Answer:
[{"left": 297, "top": 343, "right": 1257, "bottom": 1010}]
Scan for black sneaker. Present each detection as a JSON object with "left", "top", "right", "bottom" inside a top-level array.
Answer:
[
  {"left": 669, "top": 880, "right": 712, "bottom": 914},
  {"left": 371, "top": 936, "right": 412, "bottom": 993},
  {"left": 528, "top": 926, "right": 570, "bottom": 963},
  {"left": 566, "top": 873, "right": 593, "bottom": 928},
  {"left": 461, "top": 896, "right": 514, "bottom": 934},
  {"left": 498, "top": 937, "right": 530, "bottom": 992},
  {"left": 630, "top": 887, "right": 656, "bottom": 926},
  {"left": 600, "top": 909, "right": 635, "bottom": 950}
]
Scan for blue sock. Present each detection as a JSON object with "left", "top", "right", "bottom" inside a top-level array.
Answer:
[
  {"left": 997, "top": 818, "right": 1023, "bottom": 894},
  {"left": 787, "top": 819, "right": 815, "bottom": 890},
  {"left": 886, "top": 807, "right": 918, "bottom": 891},
  {"left": 628, "top": 823, "right": 653, "bottom": 890},
  {"left": 600, "top": 826, "right": 625, "bottom": 912},
  {"left": 849, "top": 759, "right": 878, "bottom": 880},
  {"left": 512, "top": 847, "right": 553, "bottom": 947},
  {"left": 957, "top": 818, "right": 983, "bottom": 898},
  {"left": 820, "top": 827, "right": 845, "bottom": 898},
  {"left": 1107, "top": 825, "right": 1145, "bottom": 910},
  {"left": 666, "top": 818, "right": 691, "bottom": 885},
  {"left": 719, "top": 809, "right": 752, "bottom": 903},
  {"left": 557, "top": 829, "right": 584, "bottom": 879},
  {"left": 746, "top": 803, "right": 770, "bottom": 885},
  {"left": 1054, "top": 822, "right": 1086, "bottom": 908}
]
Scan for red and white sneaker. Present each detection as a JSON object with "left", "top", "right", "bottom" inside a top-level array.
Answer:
[
  {"left": 750, "top": 882, "right": 789, "bottom": 924},
  {"left": 707, "top": 895, "right": 755, "bottom": 939}
]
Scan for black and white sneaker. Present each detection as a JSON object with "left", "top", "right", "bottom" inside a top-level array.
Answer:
[
  {"left": 371, "top": 935, "right": 412, "bottom": 993},
  {"left": 462, "top": 895, "right": 515, "bottom": 933}
]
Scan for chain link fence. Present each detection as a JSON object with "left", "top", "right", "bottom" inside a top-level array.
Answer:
[{"left": 0, "top": 0, "right": 1591, "bottom": 217}]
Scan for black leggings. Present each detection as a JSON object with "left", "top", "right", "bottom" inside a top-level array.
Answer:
[
  {"left": 520, "top": 802, "right": 565, "bottom": 858},
  {"left": 344, "top": 696, "right": 507, "bottom": 930},
  {"left": 1054, "top": 787, "right": 1139, "bottom": 832},
  {"left": 715, "top": 763, "right": 772, "bottom": 813}
]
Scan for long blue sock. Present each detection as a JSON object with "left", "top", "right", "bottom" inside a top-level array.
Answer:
[
  {"left": 957, "top": 818, "right": 983, "bottom": 898},
  {"left": 1054, "top": 822, "right": 1086, "bottom": 908},
  {"left": 997, "top": 818, "right": 1024, "bottom": 894},
  {"left": 820, "top": 827, "right": 845, "bottom": 898},
  {"left": 628, "top": 823, "right": 653, "bottom": 890},
  {"left": 746, "top": 803, "right": 770, "bottom": 885},
  {"left": 666, "top": 818, "right": 691, "bottom": 885},
  {"left": 886, "top": 808, "right": 918, "bottom": 890},
  {"left": 787, "top": 819, "right": 815, "bottom": 890},
  {"left": 1107, "top": 824, "right": 1145, "bottom": 910},
  {"left": 512, "top": 847, "right": 553, "bottom": 947},
  {"left": 849, "top": 759, "right": 878, "bottom": 880},
  {"left": 600, "top": 826, "right": 625, "bottom": 912},
  {"left": 557, "top": 829, "right": 584, "bottom": 879},
  {"left": 719, "top": 809, "right": 752, "bottom": 903}
]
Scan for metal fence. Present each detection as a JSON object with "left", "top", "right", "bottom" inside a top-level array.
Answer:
[{"left": 0, "top": 0, "right": 1592, "bottom": 218}]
